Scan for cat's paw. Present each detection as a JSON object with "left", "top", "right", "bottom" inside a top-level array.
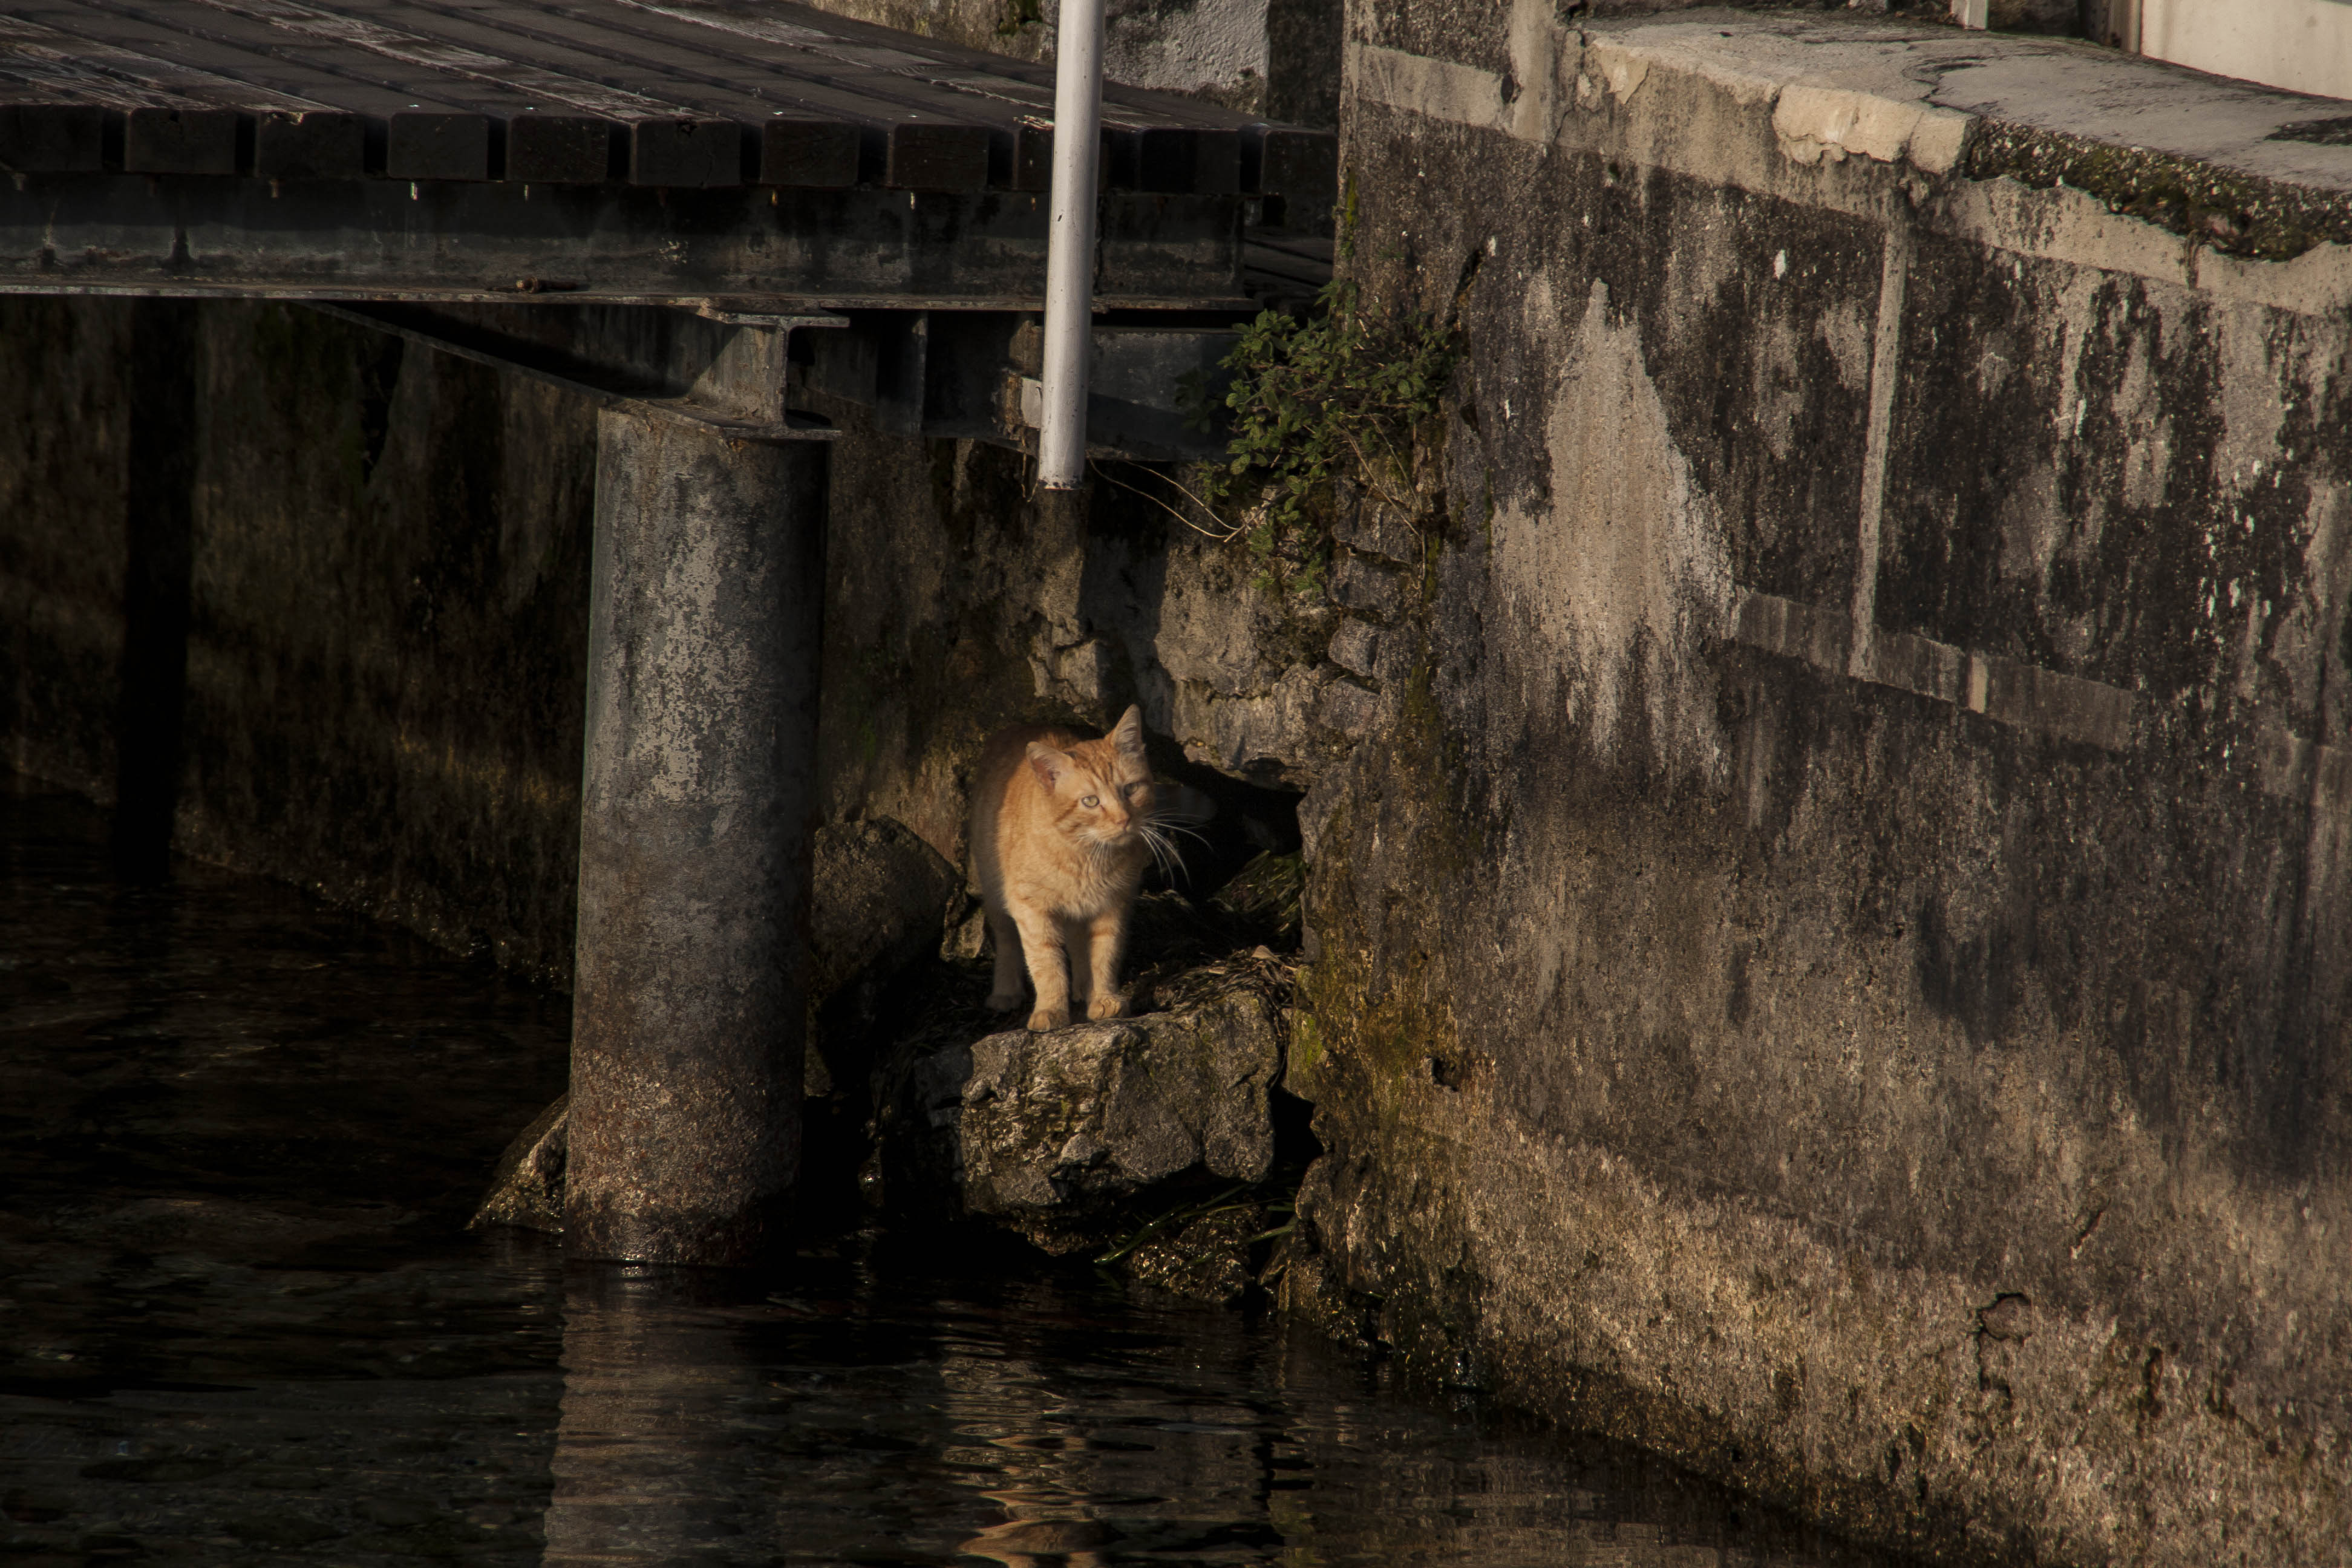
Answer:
[
  {"left": 1086, "top": 993, "right": 1126, "bottom": 1021},
  {"left": 1027, "top": 1005, "right": 1070, "bottom": 1032},
  {"left": 985, "top": 990, "right": 1024, "bottom": 1013}
]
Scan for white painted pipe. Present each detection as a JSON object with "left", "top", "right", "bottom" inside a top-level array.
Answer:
[{"left": 1037, "top": 0, "right": 1105, "bottom": 489}]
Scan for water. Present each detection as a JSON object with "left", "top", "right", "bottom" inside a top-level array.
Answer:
[{"left": 0, "top": 775, "right": 1906, "bottom": 1567}]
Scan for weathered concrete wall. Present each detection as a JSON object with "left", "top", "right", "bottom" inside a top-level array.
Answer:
[
  {"left": 0, "top": 299, "right": 596, "bottom": 975},
  {"left": 1273, "top": 7, "right": 2352, "bottom": 1566},
  {"left": 0, "top": 299, "right": 136, "bottom": 804},
  {"left": 0, "top": 301, "right": 1334, "bottom": 979},
  {"left": 811, "top": 397, "right": 1346, "bottom": 875}
]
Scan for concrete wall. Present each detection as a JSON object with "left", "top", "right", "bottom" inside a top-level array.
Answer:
[
  {"left": 1273, "top": 7, "right": 2352, "bottom": 1565},
  {"left": 0, "top": 301, "right": 1329, "bottom": 979},
  {"left": 0, "top": 299, "right": 596, "bottom": 976},
  {"left": 2140, "top": 0, "right": 2352, "bottom": 100}
]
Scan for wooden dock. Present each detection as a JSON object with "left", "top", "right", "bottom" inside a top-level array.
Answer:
[{"left": 0, "top": 0, "right": 1335, "bottom": 307}]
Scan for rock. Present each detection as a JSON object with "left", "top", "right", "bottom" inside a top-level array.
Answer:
[
  {"left": 467, "top": 1092, "right": 567, "bottom": 1234},
  {"left": 1328, "top": 556, "right": 1404, "bottom": 621},
  {"left": 809, "top": 817, "right": 962, "bottom": 1005},
  {"left": 895, "top": 985, "right": 1284, "bottom": 1253},
  {"left": 1123, "top": 1203, "right": 1264, "bottom": 1304},
  {"left": 1315, "top": 679, "right": 1380, "bottom": 739},
  {"left": 1326, "top": 618, "right": 1382, "bottom": 679},
  {"left": 808, "top": 816, "right": 964, "bottom": 1100},
  {"left": 1334, "top": 501, "right": 1423, "bottom": 566}
]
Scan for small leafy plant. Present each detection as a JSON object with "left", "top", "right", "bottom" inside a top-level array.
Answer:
[{"left": 1178, "top": 275, "right": 1459, "bottom": 595}]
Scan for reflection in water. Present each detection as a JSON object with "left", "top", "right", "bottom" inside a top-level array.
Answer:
[
  {"left": 544, "top": 1268, "right": 777, "bottom": 1565},
  {"left": 531, "top": 1250, "right": 1890, "bottom": 1568},
  {"left": 1, "top": 774, "right": 1907, "bottom": 1567}
]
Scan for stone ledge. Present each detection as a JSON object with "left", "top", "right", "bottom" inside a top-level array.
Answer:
[{"left": 1347, "top": 4, "right": 2352, "bottom": 299}]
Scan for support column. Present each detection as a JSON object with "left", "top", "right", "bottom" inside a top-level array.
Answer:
[{"left": 566, "top": 407, "right": 825, "bottom": 1266}]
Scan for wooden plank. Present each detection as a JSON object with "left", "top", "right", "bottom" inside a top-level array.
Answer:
[
  {"left": 596, "top": 0, "right": 1163, "bottom": 191},
  {"left": 471, "top": 0, "right": 1024, "bottom": 186},
  {"left": 0, "top": 50, "right": 168, "bottom": 109},
  {"left": 883, "top": 120, "right": 984, "bottom": 192},
  {"left": 0, "top": 102, "right": 109, "bottom": 170},
  {"left": 24, "top": 0, "right": 374, "bottom": 179},
  {"left": 1003, "top": 122, "right": 1237, "bottom": 196},
  {"left": 0, "top": 0, "right": 1297, "bottom": 198},
  {"left": 629, "top": 115, "right": 743, "bottom": 186},
  {"left": 17, "top": 4, "right": 375, "bottom": 177},
  {"left": 0, "top": 11, "right": 326, "bottom": 174},
  {"left": 757, "top": 117, "right": 855, "bottom": 188},
  {"left": 599, "top": 0, "right": 1272, "bottom": 197},
  {"left": 0, "top": 3, "right": 338, "bottom": 172},
  {"left": 286, "top": 0, "right": 918, "bottom": 188},
  {"left": 506, "top": 111, "right": 615, "bottom": 183},
  {"left": 185, "top": 0, "right": 866, "bottom": 188},
  {"left": 252, "top": 106, "right": 363, "bottom": 177},
  {"left": 0, "top": 10, "right": 322, "bottom": 108},
  {"left": 62, "top": 0, "right": 485, "bottom": 117},
  {"left": 55, "top": 0, "right": 508, "bottom": 174},
  {"left": 387, "top": 106, "right": 484, "bottom": 178},
  {"left": 177, "top": 0, "right": 670, "bottom": 114},
  {"left": 616, "top": 1, "right": 1273, "bottom": 139},
  {"left": 125, "top": 103, "right": 239, "bottom": 171},
  {"left": 382, "top": 0, "right": 990, "bottom": 189},
  {"left": 76, "top": 0, "right": 720, "bottom": 184},
  {"left": 307, "top": 0, "right": 768, "bottom": 186},
  {"left": 18, "top": 0, "right": 376, "bottom": 108},
  {"left": 171, "top": 0, "right": 691, "bottom": 178}
]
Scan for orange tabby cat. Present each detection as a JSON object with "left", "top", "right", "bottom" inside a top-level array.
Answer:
[{"left": 969, "top": 705, "right": 1200, "bottom": 1031}]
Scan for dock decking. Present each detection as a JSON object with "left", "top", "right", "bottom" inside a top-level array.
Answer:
[{"left": 0, "top": 0, "right": 1334, "bottom": 306}]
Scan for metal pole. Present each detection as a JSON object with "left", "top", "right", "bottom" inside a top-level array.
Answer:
[
  {"left": 566, "top": 408, "right": 825, "bottom": 1267},
  {"left": 1037, "top": 0, "right": 1106, "bottom": 489}
]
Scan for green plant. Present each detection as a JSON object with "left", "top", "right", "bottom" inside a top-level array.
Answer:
[{"left": 1179, "top": 276, "right": 1458, "bottom": 595}]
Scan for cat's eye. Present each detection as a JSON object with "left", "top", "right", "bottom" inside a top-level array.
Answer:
[{"left": 1081, "top": 795, "right": 1099, "bottom": 808}]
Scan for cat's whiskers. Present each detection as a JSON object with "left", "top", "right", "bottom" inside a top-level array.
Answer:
[{"left": 1133, "top": 820, "right": 1187, "bottom": 883}]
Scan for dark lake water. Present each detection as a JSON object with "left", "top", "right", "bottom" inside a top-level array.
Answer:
[{"left": 1, "top": 774, "right": 1908, "bottom": 1567}]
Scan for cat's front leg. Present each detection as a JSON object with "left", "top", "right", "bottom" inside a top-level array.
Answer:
[
  {"left": 1062, "top": 915, "right": 1095, "bottom": 1008},
  {"left": 1008, "top": 903, "right": 1073, "bottom": 1030},
  {"left": 1084, "top": 909, "right": 1128, "bottom": 1020},
  {"left": 984, "top": 903, "right": 1026, "bottom": 1012}
]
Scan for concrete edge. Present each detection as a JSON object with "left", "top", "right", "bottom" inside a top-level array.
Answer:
[{"left": 1342, "top": 6, "right": 2352, "bottom": 318}]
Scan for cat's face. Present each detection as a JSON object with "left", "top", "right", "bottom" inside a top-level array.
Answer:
[{"left": 1028, "top": 707, "right": 1155, "bottom": 850}]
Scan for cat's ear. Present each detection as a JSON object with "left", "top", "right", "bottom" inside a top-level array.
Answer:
[
  {"left": 1109, "top": 704, "right": 1146, "bottom": 760},
  {"left": 1025, "top": 740, "right": 1067, "bottom": 790}
]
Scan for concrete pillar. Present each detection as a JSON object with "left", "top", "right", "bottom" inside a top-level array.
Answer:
[{"left": 565, "top": 407, "right": 825, "bottom": 1266}]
